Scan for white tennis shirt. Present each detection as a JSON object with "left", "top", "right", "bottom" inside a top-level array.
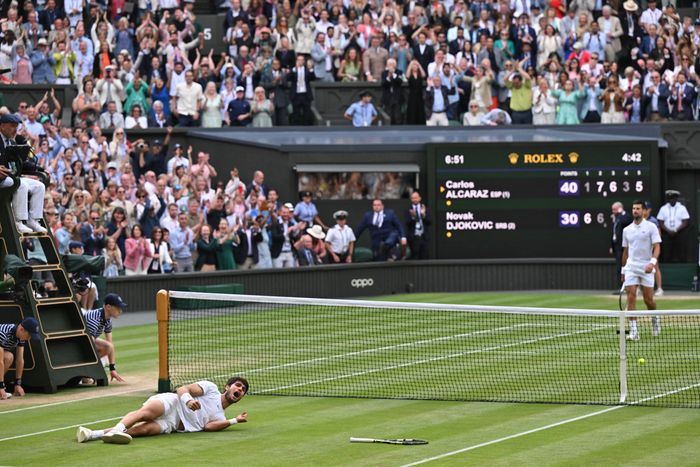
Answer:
[
  {"left": 622, "top": 219, "right": 661, "bottom": 272},
  {"left": 177, "top": 380, "right": 226, "bottom": 432}
]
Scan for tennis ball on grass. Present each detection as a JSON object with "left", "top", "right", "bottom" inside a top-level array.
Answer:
[{"left": 638, "top": 358, "right": 646, "bottom": 365}]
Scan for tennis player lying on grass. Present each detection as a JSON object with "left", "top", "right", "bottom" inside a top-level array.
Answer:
[{"left": 76, "top": 377, "right": 249, "bottom": 444}]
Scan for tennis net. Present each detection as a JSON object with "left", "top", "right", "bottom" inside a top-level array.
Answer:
[{"left": 157, "top": 291, "right": 700, "bottom": 407}]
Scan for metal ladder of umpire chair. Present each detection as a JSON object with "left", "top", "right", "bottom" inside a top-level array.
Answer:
[{"left": 0, "top": 178, "right": 106, "bottom": 393}]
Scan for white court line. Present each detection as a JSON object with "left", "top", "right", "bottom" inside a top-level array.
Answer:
[
  {"left": 0, "top": 416, "right": 121, "bottom": 443},
  {"left": 400, "top": 406, "right": 623, "bottom": 467},
  {"left": 0, "top": 388, "right": 148, "bottom": 416},
  {"left": 259, "top": 325, "right": 611, "bottom": 393},
  {"left": 401, "top": 381, "right": 700, "bottom": 466},
  {"left": 213, "top": 324, "right": 534, "bottom": 380}
]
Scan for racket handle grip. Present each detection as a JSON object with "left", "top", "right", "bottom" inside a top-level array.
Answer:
[{"left": 350, "top": 437, "right": 375, "bottom": 443}]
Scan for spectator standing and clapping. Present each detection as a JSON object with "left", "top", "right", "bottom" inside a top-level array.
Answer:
[
  {"left": 226, "top": 86, "right": 252, "bottom": 126},
  {"left": 405, "top": 59, "right": 427, "bottom": 124},
  {"left": 381, "top": 58, "right": 404, "bottom": 125},
  {"left": 551, "top": 79, "right": 586, "bottom": 124},
  {"left": 103, "top": 237, "right": 123, "bottom": 277},
  {"left": 251, "top": 87, "right": 275, "bottom": 127},
  {"left": 425, "top": 75, "right": 450, "bottom": 127},
  {"left": 532, "top": 78, "right": 557, "bottom": 125},
  {"left": 170, "top": 212, "right": 196, "bottom": 273},
  {"left": 195, "top": 224, "right": 220, "bottom": 272},
  {"left": 124, "top": 224, "right": 152, "bottom": 276}
]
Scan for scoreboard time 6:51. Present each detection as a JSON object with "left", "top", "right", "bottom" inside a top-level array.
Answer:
[{"left": 427, "top": 138, "right": 660, "bottom": 259}]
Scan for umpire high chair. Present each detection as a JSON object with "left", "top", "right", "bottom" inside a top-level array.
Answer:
[{"left": 0, "top": 145, "right": 106, "bottom": 393}]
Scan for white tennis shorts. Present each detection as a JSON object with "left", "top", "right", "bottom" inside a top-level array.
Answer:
[
  {"left": 623, "top": 265, "right": 655, "bottom": 288},
  {"left": 145, "top": 393, "right": 181, "bottom": 434}
]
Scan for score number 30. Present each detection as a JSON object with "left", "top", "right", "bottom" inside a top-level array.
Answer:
[{"left": 559, "top": 211, "right": 606, "bottom": 227}]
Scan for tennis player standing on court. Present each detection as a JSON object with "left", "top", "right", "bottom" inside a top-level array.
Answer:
[
  {"left": 76, "top": 377, "right": 249, "bottom": 444},
  {"left": 82, "top": 293, "right": 127, "bottom": 383},
  {"left": 621, "top": 200, "right": 662, "bottom": 341}
]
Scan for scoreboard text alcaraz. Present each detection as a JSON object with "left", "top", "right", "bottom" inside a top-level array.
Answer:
[{"left": 427, "top": 140, "right": 659, "bottom": 259}]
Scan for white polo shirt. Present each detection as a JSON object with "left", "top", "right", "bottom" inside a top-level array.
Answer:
[
  {"left": 176, "top": 380, "right": 226, "bottom": 432},
  {"left": 656, "top": 202, "right": 690, "bottom": 232},
  {"left": 622, "top": 219, "right": 661, "bottom": 272},
  {"left": 326, "top": 224, "right": 356, "bottom": 254},
  {"left": 175, "top": 81, "right": 203, "bottom": 117}
]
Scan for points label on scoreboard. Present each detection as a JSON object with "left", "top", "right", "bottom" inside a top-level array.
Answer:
[{"left": 433, "top": 143, "right": 656, "bottom": 259}]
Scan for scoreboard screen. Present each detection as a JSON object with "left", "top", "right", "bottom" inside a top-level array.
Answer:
[{"left": 427, "top": 139, "right": 660, "bottom": 259}]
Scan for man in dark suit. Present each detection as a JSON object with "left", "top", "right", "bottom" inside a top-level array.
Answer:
[
  {"left": 295, "top": 234, "right": 320, "bottom": 266},
  {"left": 288, "top": 54, "right": 316, "bottom": 125},
  {"left": 270, "top": 204, "right": 305, "bottom": 267},
  {"left": 80, "top": 210, "right": 106, "bottom": 256},
  {"left": 643, "top": 72, "right": 670, "bottom": 121},
  {"left": 275, "top": 37, "right": 296, "bottom": 70},
  {"left": 448, "top": 28, "right": 467, "bottom": 56},
  {"left": 261, "top": 58, "right": 290, "bottom": 126},
  {"left": 232, "top": 217, "right": 262, "bottom": 269},
  {"left": 412, "top": 31, "right": 434, "bottom": 73},
  {"left": 381, "top": 59, "right": 404, "bottom": 125},
  {"left": 668, "top": 72, "right": 696, "bottom": 121},
  {"left": 424, "top": 75, "right": 450, "bottom": 126},
  {"left": 356, "top": 199, "right": 407, "bottom": 261},
  {"left": 610, "top": 201, "right": 633, "bottom": 288},
  {"left": 406, "top": 191, "right": 430, "bottom": 260}
]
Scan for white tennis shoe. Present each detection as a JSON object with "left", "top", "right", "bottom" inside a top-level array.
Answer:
[
  {"left": 626, "top": 332, "right": 640, "bottom": 341},
  {"left": 102, "top": 431, "right": 132, "bottom": 444},
  {"left": 76, "top": 426, "right": 92, "bottom": 443}
]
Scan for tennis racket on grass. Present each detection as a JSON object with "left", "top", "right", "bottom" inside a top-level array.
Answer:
[
  {"left": 350, "top": 437, "right": 428, "bottom": 445},
  {"left": 619, "top": 283, "right": 627, "bottom": 311}
]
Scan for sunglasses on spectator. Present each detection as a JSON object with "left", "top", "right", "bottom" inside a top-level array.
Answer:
[{"left": 91, "top": 216, "right": 100, "bottom": 220}]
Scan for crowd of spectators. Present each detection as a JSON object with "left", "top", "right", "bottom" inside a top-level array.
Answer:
[{"left": 1, "top": 0, "right": 699, "bottom": 128}]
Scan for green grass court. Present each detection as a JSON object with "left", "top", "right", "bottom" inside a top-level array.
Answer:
[{"left": 2, "top": 292, "right": 700, "bottom": 466}]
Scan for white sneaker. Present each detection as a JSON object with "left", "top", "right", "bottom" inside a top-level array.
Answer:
[
  {"left": 26, "top": 219, "right": 47, "bottom": 234},
  {"left": 652, "top": 317, "right": 661, "bottom": 337},
  {"left": 102, "top": 431, "right": 132, "bottom": 444},
  {"left": 76, "top": 426, "right": 92, "bottom": 443},
  {"left": 15, "top": 221, "right": 32, "bottom": 234},
  {"left": 627, "top": 332, "right": 640, "bottom": 341},
  {"left": 654, "top": 288, "right": 664, "bottom": 297}
]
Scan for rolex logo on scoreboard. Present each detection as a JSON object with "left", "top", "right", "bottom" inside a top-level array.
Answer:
[
  {"left": 568, "top": 152, "right": 580, "bottom": 164},
  {"left": 508, "top": 153, "right": 519, "bottom": 165}
]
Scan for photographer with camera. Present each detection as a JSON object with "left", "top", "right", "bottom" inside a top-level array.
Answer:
[
  {"left": 130, "top": 139, "right": 153, "bottom": 182},
  {"left": 0, "top": 114, "right": 48, "bottom": 234}
]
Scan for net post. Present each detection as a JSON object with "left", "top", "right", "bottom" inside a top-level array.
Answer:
[
  {"left": 156, "top": 289, "right": 171, "bottom": 393},
  {"left": 618, "top": 312, "right": 628, "bottom": 404}
]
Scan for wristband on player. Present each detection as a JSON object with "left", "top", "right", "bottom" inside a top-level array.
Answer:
[
  {"left": 650, "top": 258, "right": 657, "bottom": 265},
  {"left": 0, "top": 382, "right": 5, "bottom": 389},
  {"left": 228, "top": 418, "right": 238, "bottom": 425},
  {"left": 109, "top": 363, "right": 116, "bottom": 371},
  {"left": 181, "top": 393, "right": 194, "bottom": 405},
  {"left": 14, "top": 378, "right": 22, "bottom": 386}
]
